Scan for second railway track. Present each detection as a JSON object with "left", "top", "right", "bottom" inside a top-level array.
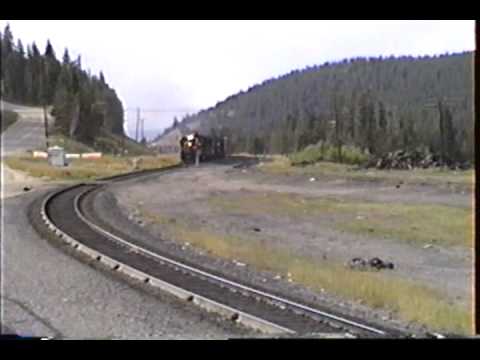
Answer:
[{"left": 35, "top": 164, "right": 412, "bottom": 338}]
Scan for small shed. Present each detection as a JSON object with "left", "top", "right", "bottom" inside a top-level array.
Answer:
[{"left": 48, "top": 146, "right": 67, "bottom": 167}]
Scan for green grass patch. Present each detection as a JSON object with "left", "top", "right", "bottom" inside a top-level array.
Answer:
[
  {"left": 49, "top": 134, "right": 95, "bottom": 153},
  {"left": 207, "top": 192, "right": 472, "bottom": 248},
  {"left": 338, "top": 202, "right": 473, "bottom": 248},
  {"left": 49, "top": 132, "right": 155, "bottom": 156},
  {"left": 1, "top": 110, "right": 19, "bottom": 133},
  {"left": 94, "top": 133, "right": 156, "bottom": 156},
  {"left": 141, "top": 211, "right": 472, "bottom": 334},
  {"left": 4, "top": 154, "right": 180, "bottom": 181},
  {"left": 259, "top": 156, "right": 473, "bottom": 189},
  {"left": 289, "top": 142, "right": 368, "bottom": 166}
]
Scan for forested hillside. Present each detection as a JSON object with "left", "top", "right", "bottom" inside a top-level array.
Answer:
[
  {"left": 0, "top": 24, "right": 125, "bottom": 146},
  {"left": 175, "top": 52, "right": 474, "bottom": 163}
]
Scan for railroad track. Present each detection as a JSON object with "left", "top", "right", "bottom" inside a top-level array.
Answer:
[{"left": 34, "top": 164, "right": 413, "bottom": 338}]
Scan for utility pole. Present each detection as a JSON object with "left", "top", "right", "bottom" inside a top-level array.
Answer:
[
  {"left": 121, "top": 119, "right": 125, "bottom": 156},
  {"left": 135, "top": 107, "right": 140, "bottom": 142},
  {"left": 43, "top": 103, "right": 50, "bottom": 149},
  {"left": 41, "top": 59, "right": 50, "bottom": 149}
]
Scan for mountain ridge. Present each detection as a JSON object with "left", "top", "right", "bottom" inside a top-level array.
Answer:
[{"left": 155, "top": 51, "right": 473, "bottom": 162}]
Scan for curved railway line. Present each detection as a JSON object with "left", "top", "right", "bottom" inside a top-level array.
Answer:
[{"left": 32, "top": 164, "right": 417, "bottom": 338}]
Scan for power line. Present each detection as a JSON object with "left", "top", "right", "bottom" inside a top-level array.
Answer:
[{"left": 124, "top": 108, "right": 198, "bottom": 113}]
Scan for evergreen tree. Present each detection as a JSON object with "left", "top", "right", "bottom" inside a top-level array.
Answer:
[
  {"left": 1, "top": 25, "right": 124, "bottom": 146},
  {"left": 45, "top": 40, "right": 55, "bottom": 59},
  {"left": 42, "top": 40, "right": 61, "bottom": 103},
  {"left": 174, "top": 52, "right": 472, "bottom": 162},
  {"left": 62, "top": 48, "right": 71, "bottom": 65},
  {"left": 172, "top": 117, "right": 179, "bottom": 128},
  {"left": 52, "top": 65, "right": 74, "bottom": 134},
  {"left": 99, "top": 71, "right": 106, "bottom": 84}
]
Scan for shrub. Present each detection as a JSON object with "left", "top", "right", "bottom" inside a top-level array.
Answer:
[{"left": 289, "top": 141, "right": 368, "bottom": 166}]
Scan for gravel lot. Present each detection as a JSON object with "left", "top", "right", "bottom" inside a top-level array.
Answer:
[{"left": 104, "top": 160, "right": 473, "bottom": 333}]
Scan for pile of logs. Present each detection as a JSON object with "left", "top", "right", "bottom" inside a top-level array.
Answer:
[{"left": 364, "top": 148, "right": 471, "bottom": 170}]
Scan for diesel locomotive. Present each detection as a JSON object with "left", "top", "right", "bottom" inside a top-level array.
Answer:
[{"left": 180, "top": 132, "right": 225, "bottom": 164}]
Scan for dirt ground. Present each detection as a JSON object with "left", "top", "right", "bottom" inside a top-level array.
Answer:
[
  {"left": 109, "top": 159, "right": 473, "bottom": 333},
  {"left": 1, "top": 164, "right": 58, "bottom": 200}
]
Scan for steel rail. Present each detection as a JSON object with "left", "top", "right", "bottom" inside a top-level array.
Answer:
[
  {"left": 41, "top": 185, "right": 295, "bottom": 335},
  {"left": 38, "top": 164, "right": 406, "bottom": 337},
  {"left": 74, "top": 187, "right": 388, "bottom": 336}
]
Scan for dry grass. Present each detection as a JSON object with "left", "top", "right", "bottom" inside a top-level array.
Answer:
[
  {"left": 49, "top": 135, "right": 95, "bottom": 153},
  {"left": 140, "top": 211, "right": 472, "bottom": 334},
  {"left": 207, "top": 192, "right": 473, "bottom": 248},
  {"left": 49, "top": 133, "right": 155, "bottom": 156},
  {"left": 260, "top": 156, "right": 474, "bottom": 189},
  {"left": 4, "top": 154, "right": 180, "bottom": 181},
  {"left": 338, "top": 202, "right": 473, "bottom": 248}
]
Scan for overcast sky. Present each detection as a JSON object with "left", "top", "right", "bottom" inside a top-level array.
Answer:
[{"left": 0, "top": 20, "right": 475, "bottom": 139}]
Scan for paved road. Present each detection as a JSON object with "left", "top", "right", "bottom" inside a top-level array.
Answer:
[
  {"left": 1, "top": 101, "right": 249, "bottom": 339},
  {"left": 1, "top": 100, "right": 50, "bottom": 156},
  {"left": 1, "top": 191, "right": 248, "bottom": 339}
]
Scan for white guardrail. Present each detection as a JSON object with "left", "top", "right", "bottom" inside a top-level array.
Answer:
[{"left": 32, "top": 152, "right": 103, "bottom": 159}]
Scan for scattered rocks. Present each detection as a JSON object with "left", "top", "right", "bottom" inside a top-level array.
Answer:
[
  {"left": 369, "top": 257, "right": 394, "bottom": 270},
  {"left": 347, "top": 257, "right": 394, "bottom": 271},
  {"left": 348, "top": 257, "right": 367, "bottom": 269},
  {"left": 131, "top": 157, "right": 143, "bottom": 170},
  {"left": 287, "top": 272, "right": 293, "bottom": 283},
  {"left": 233, "top": 162, "right": 250, "bottom": 169}
]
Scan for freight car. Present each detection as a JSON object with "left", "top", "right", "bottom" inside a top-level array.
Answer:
[{"left": 180, "top": 132, "right": 225, "bottom": 164}]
